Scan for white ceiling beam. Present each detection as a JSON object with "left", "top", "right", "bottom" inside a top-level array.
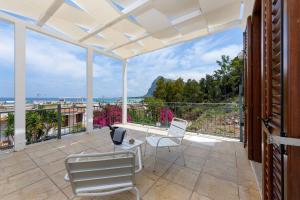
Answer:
[
  {"left": 128, "top": 19, "right": 241, "bottom": 59},
  {"left": 79, "top": 0, "right": 151, "bottom": 42},
  {"left": 109, "top": 9, "right": 202, "bottom": 51},
  {"left": 37, "top": 0, "right": 64, "bottom": 26},
  {"left": 171, "top": 10, "right": 201, "bottom": 25},
  {"left": 0, "top": 11, "right": 123, "bottom": 61}
]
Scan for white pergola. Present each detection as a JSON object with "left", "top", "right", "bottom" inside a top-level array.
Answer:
[{"left": 0, "top": 0, "right": 254, "bottom": 150}]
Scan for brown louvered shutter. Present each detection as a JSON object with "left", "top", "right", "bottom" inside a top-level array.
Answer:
[
  {"left": 262, "top": 0, "right": 273, "bottom": 199},
  {"left": 243, "top": 30, "right": 248, "bottom": 147},
  {"left": 262, "top": 0, "right": 284, "bottom": 199},
  {"left": 244, "top": 13, "right": 262, "bottom": 162},
  {"left": 244, "top": 17, "right": 253, "bottom": 155},
  {"left": 286, "top": 0, "right": 300, "bottom": 199}
]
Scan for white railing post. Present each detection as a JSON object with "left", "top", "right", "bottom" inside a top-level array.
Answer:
[
  {"left": 14, "top": 22, "right": 26, "bottom": 151},
  {"left": 86, "top": 48, "right": 94, "bottom": 133},
  {"left": 122, "top": 60, "right": 128, "bottom": 124}
]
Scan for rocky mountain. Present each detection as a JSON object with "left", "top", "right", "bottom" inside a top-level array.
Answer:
[
  {"left": 144, "top": 76, "right": 174, "bottom": 97},
  {"left": 144, "top": 76, "right": 163, "bottom": 97}
]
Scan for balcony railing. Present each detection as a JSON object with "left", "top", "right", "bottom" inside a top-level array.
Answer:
[
  {"left": 0, "top": 102, "right": 241, "bottom": 151},
  {"left": 128, "top": 102, "right": 240, "bottom": 138},
  {"left": 0, "top": 110, "right": 14, "bottom": 150},
  {"left": 0, "top": 104, "right": 87, "bottom": 150}
]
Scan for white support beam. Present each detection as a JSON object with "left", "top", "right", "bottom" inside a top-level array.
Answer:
[
  {"left": 14, "top": 22, "right": 26, "bottom": 151},
  {"left": 122, "top": 60, "right": 128, "bottom": 124},
  {"left": 79, "top": 0, "right": 151, "bottom": 42},
  {"left": 109, "top": 9, "right": 202, "bottom": 51},
  {"left": 128, "top": 19, "right": 241, "bottom": 59},
  {"left": 37, "top": 0, "right": 64, "bottom": 26},
  {"left": 0, "top": 12, "right": 123, "bottom": 61},
  {"left": 171, "top": 10, "right": 201, "bottom": 25},
  {"left": 86, "top": 48, "right": 94, "bottom": 133}
]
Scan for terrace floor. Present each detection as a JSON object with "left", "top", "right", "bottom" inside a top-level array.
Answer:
[{"left": 0, "top": 125, "right": 260, "bottom": 200}]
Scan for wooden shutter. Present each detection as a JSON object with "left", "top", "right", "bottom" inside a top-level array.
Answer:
[
  {"left": 286, "top": 0, "right": 300, "bottom": 199},
  {"left": 262, "top": 0, "right": 284, "bottom": 199},
  {"left": 262, "top": 0, "right": 273, "bottom": 199},
  {"left": 243, "top": 30, "right": 248, "bottom": 148},
  {"left": 244, "top": 12, "right": 262, "bottom": 162},
  {"left": 244, "top": 17, "right": 253, "bottom": 157}
]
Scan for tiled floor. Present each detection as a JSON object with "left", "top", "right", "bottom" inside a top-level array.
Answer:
[{"left": 0, "top": 127, "right": 260, "bottom": 200}]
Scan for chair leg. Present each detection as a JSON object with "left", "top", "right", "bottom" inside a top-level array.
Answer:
[
  {"left": 133, "top": 187, "right": 140, "bottom": 200},
  {"left": 153, "top": 146, "right": 158, "bottom": 172},
  {"left": 144, "top": 140, "right": 147, "bottom": 157}
]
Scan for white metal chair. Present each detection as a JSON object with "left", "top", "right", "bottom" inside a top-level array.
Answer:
[
  {"left": 64, "top": 151, "right": 140, "bottom": 200},
  {"left": 144, "top": 117, "right": 188, "bottom": 171}
]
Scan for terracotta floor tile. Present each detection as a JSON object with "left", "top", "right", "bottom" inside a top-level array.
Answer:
[
  {"left": 40, "top": 158, "right": 66, "bottom": 176},
  {"left": 49, "top": 169, "right": 69, "bottom": 189},
  {"left": 0, "top": 129, "right": 260, "bottom": 200},
  {"left": 195, "top": 173, "right": 239, "bottom": 200},
  {"left": 2, "top": 178, "right": 67, "bottom": 200},
  {"left": 0, "top": 152, "right": 36, "bottom": 179},
  {"left": 190, "top": 192, "right": 212, "bottom": 200},
  {"left": 0, "top": 167, "right": 46, "bottom": 196},
  {"left": 163, "top": 164, "right": 200, "bottom": 190},
  {"left": 143, "top": 178, "right": 192, "bottom": 200},
  {"left": 239, "top": 185, "right": 261, "bottom": 200},
  {"left": 143, "top": 157, "right": 173, "bottom": 177}
]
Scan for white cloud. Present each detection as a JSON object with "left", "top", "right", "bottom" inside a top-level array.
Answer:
[
  {"left": 127, "top": 32, "right": 242, "bottom": 97},
  {"left": 0, "top": 27, "right": 14, "bottom": 66},
  {"left": 200, "top": 44, "right": 242, "bottom": 63},
  {"left": 0, "top": 22, "right": 242, "bottom": 98},
  {"left": 26, "top": 32, "right": 86, "bottom": 80}
]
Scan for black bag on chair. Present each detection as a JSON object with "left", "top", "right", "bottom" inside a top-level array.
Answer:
[{"left": 108, "top": 125, "right": 126, "bottom": 145}]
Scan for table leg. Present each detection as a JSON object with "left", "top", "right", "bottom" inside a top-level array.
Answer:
[{"left": 135, "top": 146, "right": 143, "bottom": 173}]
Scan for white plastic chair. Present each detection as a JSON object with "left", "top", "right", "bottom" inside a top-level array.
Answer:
[
  {"left": 144, "top": 117, "right": 188, "bottom": 171},
  {"left": 64, "top": 151, "right": 140, "bottom": 200}
]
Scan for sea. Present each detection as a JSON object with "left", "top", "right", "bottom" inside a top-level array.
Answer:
[{"left": 0, "top": 97, "right": 144, "bottom": 105}]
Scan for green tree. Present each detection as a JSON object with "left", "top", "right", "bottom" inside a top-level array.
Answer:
[
  {"left": 37, "top": 108, "right": 59, "bottom": 138},
  {"left": 4, "top": 113, "right": 14, "bottom": 143},
  {"left": 151, "top": 55, "right": 243, "bottom": 103},
  {"left": 173, "top": 78, "right": 184, "bottom": 102},
  {"left": 143, "top": 97, "right": 164, "bottom": 121},
  {"left": 26, "top": 111, "right": 44, "bottom": 143},
  {"left": 184, "top": 79, "right": 203, "bottom": 103},
  {"left": 153, "top": 77, "right": 167, "bottom": 100}
]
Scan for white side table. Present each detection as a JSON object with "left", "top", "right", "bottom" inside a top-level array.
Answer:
[{"left": 113, "top": 139, "right": 144, "bottom": 173}]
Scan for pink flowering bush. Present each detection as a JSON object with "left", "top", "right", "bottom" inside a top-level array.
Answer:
[
  {"left": 160, "top": 107, "right": 173, "bottom": 124},
  {"left": 93, "top": 105, "right": 132, "bottom": 128}
]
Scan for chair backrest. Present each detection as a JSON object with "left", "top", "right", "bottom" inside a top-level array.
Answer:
[
  {"left": 168, "top": 118, "right": 188, "bottom": 138},
  {"left": 65, "top": 151, "right": 136, "bottom": 196}
]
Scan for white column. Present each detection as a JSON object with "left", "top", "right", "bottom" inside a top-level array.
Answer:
[
  {"left": 86, "top": 48, "right": 94, "bottom": 133},
  {"left": 122, "top": 60, "right": 128, "bottom": 124},
  {"left": 14, "top": 22, "right": 26, "bottom": 151}
]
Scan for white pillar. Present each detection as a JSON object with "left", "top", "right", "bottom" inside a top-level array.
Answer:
[
  {"left": 122, "top": 60, "right": 128, "bottom": 124},
  {"left": 86, "top": 48, "right": 93, "bottom": 133},
  {"left": 14, "top": 22, "right": 26, "bottom": 151}
]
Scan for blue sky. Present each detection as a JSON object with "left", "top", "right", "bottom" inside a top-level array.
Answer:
[{"left": 0, "top": 20, "right": 242, "bottom": 98}]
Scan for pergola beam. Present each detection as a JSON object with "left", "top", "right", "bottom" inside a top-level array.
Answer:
[
  {"left": 37, "top": 0, "right": 64, "bottom": 26},
  {"left": 79, "top": 0, "right": 151, "bottom": 42},
  {"left": 86, "top": 48, "right": 94, "bottom": 133},
  {"left": 109, "top": 9, "right": 202, "bottom": 51},
  {"left": 0, "top": 12, "right": 123, "bottom": 61},
  {"left": 14, "top": 22, "right": 26, "bottom": 151},
  {"left": 122, "top": 60, "right": 128, "bottom": 124},
  {"left": 128, "top": 19, "right": 241, "bottom": 59}
]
